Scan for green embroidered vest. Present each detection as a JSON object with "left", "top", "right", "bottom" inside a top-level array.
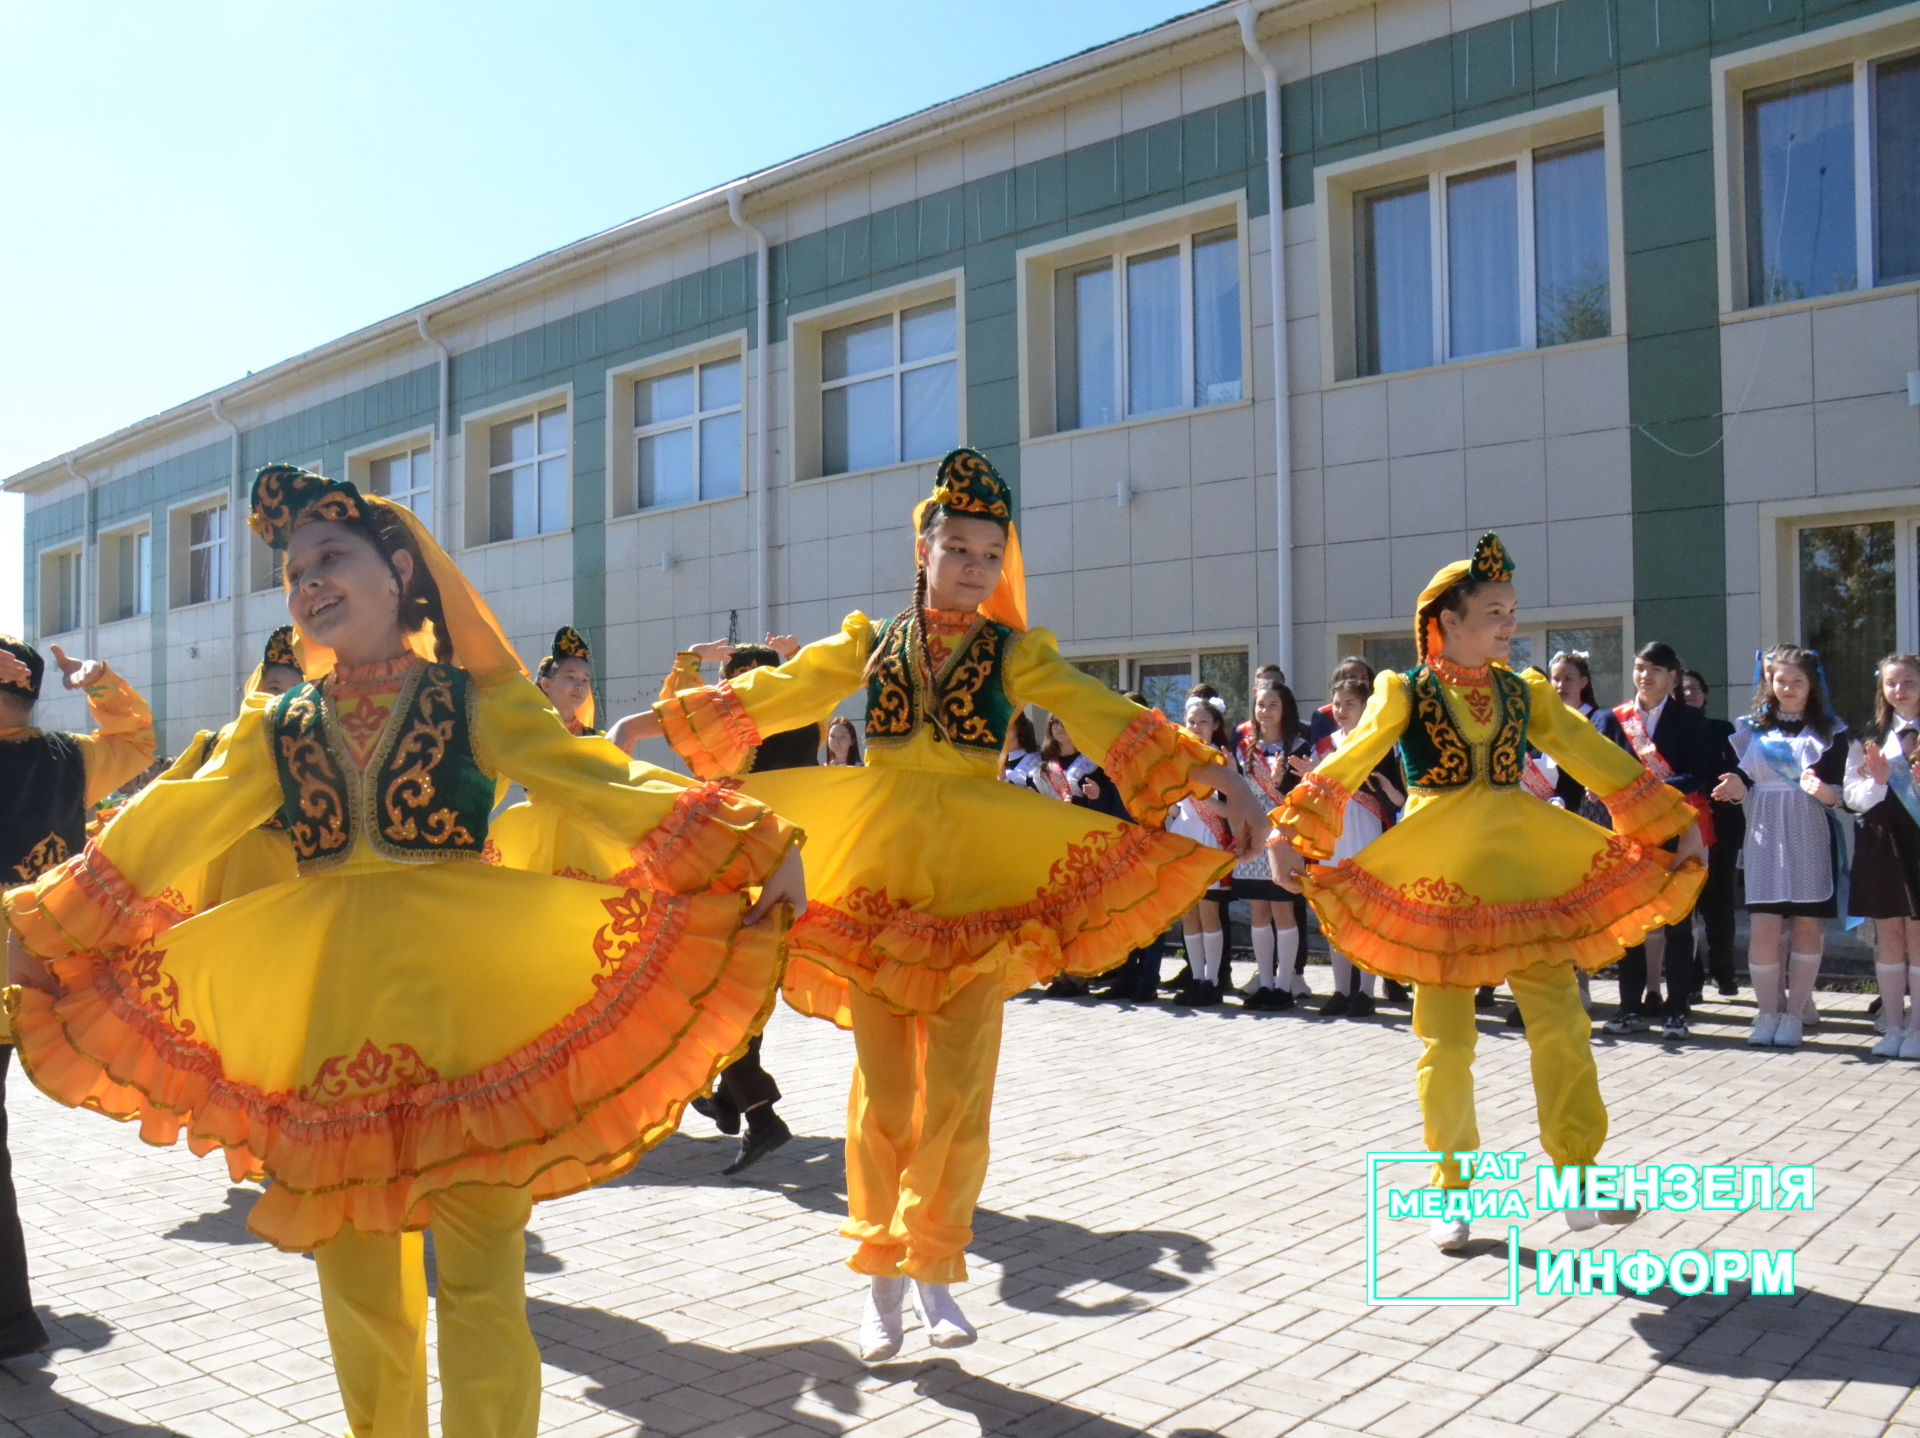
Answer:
[
  {"left": 267, "top": 663, "right": 494, "bottom": 873},
  {"left": 1396, "top": 664, "right": 1531, "bottom": 791},
  {"left": 864, "top": 611, "right": 1017, "bottom": 753}
]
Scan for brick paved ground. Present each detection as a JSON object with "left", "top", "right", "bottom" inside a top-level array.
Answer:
[{"left": 3, "top": 979, "right": 1917, "bottom": 1437}]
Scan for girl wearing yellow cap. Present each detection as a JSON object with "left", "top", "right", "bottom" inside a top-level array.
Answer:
[
  {"left": 4, "top": 465, "right": 803, "bottom": 1438},
  {"left": 622, "top": 446, "right": 1265, "bottom": 1359},
  {"left": 1271, "top": 533, "right": 1706, "bottom": 1252}
]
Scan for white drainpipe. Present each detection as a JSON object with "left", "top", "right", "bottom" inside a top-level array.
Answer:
[
  {"left": 1238, "top": 1, "right": 1294, "bottom": 679},
  {"left": 210, "top": 397, "right": 245, "bottom": 707},
  {"left": 727, "top": 187, "right": 773, "bottom": 639},
  {"left": 415, "top": 311, "right": 453, "bottom": 543},
  {"left": 62, "top": 456, "right": 98, "bottom": 656}
]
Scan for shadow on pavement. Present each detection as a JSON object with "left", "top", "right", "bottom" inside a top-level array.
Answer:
[
  {"left": 0, "top": 1310, "right": 183, "bottom": 1436},
  {"left": 529, "top": 1297, "right": 1223, "bottom": 1437},
  {"left": 618, "top": 1129, "right": 1215, "bottom": 1318}
]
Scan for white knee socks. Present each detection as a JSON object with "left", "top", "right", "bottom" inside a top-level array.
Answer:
[
  {"left": 1750, "top": 960, "right": 1784, "bottom": 1017},
  {"left": 1877, "top": 963, "right": 1909, "bottom": 1032},
  {"left": 1329, "top": 950, "right": 1353, "bottom": 996},
  {"left": 1200, "top": 929, "right": 1225, "bottom": 985},
  {"left": 1273, "top": 927, "right": 1298, "bottom": 994},
  {"left": 1252, "top": 925, "right": 1276, "bottom": 989},
  {"left": 1786, "top": 952, "right": 1822, "bottom": 1019}
]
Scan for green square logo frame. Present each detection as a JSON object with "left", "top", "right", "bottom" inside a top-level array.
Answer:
[{"left": 1364, "top": 1152, "right": 1521, "bottom": 1307}]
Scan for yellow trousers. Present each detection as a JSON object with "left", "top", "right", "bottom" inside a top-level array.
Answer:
[
  {"left": 1412, "top": 962, "right": 1607, "bottom": 1190},
  {"left": 311, "top": 1185, "right": 540, "bottom": 1438},
  {"left": 843, "top": 972, "right": 1004, "bottom": 1283}
]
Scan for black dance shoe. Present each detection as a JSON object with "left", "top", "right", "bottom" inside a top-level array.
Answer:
[
  {"left": 691, "top": 1094, "right": 742, "bottom": 1136},
  {"left": 724, "top": 1109, "right": 793, "bottom": 1176}
]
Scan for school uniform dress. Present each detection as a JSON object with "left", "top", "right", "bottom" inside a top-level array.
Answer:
[
  {"left": 0, "top": 666, "right": 155, "bottom": 1357},
  {"left": 1730, "top": 717, "right": 1851, "bottom": 917},
  {"left": 1844, "top": 721, "right": 1920, "bottom": 919},
  {"left": 1594, "top": 696, "right": 1718, "bottom": 1023}
]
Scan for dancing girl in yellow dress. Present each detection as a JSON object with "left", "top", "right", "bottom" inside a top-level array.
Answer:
[
  {"left": 4, "top": 465, "right": 804, "bottom": 1438},
  {"left": 621, "top": 447, "right": 1266, "bottom": 1359},
  {"left": 1271, "top": 533, "right": 1705, "bottom": 1252}
]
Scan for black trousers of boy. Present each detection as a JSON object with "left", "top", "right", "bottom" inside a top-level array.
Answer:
[
  {"left": 1699, "top": 811, "right": 1744, "bottom": 990},
  {"left": 714, "top": 1036, "right": 780, "bottom": 1116},
  {"left": 0, "top": 1047, "right": 50, "bottom": 1356},
  {"left": 1617, "top": 920, "right": 1699, "bottom": 1023}
]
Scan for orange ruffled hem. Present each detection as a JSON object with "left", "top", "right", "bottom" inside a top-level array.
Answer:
[
  {"left": 654, "top": 680, "right": 759, "bottom": 783},
  {"left": 779, "top": 823, "right": 1235, "bottom": 1027},
  {"left": 1301, "top": 837, "right": 1706, "bottom": 989},
  {"left": 628, "top": 781, "right": 797, "bottom": 895},
  {"left": 3, "top": 842, "right": 176, "bottom": 965},
  {"left": 1274, "top": 772, "right": 1350, "bottom": 860},
  {"left": 1599, "top": 769, "right": 1698, "bottom": 848},
  {"left": 5, "top": 886, "right": 786, "bottom": 1252},
  {"left": 1104, "top": 710, "right": 1229, "bottom": 830}
]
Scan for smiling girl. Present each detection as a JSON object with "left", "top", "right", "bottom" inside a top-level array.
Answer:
[
  {"left": 1845, "top": 654, "right": 1920, "bottom": 1059},
  {"left": 620, "top": 447, "right": 1263, "bottom": 1360},
  {"left": 1711, "top": 645, "right": 1855, "bottom": 1049},
  {"left": 1271, "top": 533, "right": 1704, "bottom": 1252},
  {"left": 4, "top": 465, "right": 802, "bottom": 1438}
]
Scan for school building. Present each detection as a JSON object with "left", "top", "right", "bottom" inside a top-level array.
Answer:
[{"left": 12, "top": 0, "right": 1920, "bottom": 751}]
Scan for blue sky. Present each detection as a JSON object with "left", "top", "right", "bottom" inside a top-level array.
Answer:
[{"left": 0, "top": 0, "right": 1206, "bottom": 635}]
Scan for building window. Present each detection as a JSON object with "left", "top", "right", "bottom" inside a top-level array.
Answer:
[
  {"left": 633, "top": 358, "right": 742, "bottom": 509},
  {"left": 369, "top": 444, "right": 432, "bottom": 514},
  {"left": 487, "top": 407, "right": 568, "bottom": 542},
  {"left": 820, "top": 299, "right": 956, "bottom": 476},
  {"left": 1355, "top": 137, "right": 1610, "bottom": 376},
  {"left": 184, "top": 503, "right": 230, "bottom": 605},
  {"left": 1062, "top": 650, "right": 1248, "bottom": 728},
  {"left": 40, "top": 547, "right": 81, "bottom": 634},
  {"left": 1742, "top": 54, "right": 1920, "bottom": 307},
  {"left": 104, "top": 528, "right": 151, "bottom": 621},
  {"left": 1796, "top": 519, "right": 1897, "bottom": 717},
  {"left": 1055, "top": 227, "right": 1242, "bottom": 432}
]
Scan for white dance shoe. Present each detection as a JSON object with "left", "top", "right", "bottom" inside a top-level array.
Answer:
[
  {"left": 858, "top": 1276, "right": 907, "bottom": 1363},
  {"left": 910, "top": 1280, "right": 977, "bottom": 1348},
  {"left": 1429, "top": 1215, "right": 1470, "bottom": 1252}
]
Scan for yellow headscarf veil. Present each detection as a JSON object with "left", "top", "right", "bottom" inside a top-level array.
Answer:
[{"left": 248, "top": 464, "right": 526, "bottom": 685}]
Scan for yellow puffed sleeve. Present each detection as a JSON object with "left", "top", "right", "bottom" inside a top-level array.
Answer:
[
  {"left": 1001, "top": 627, "right": 1225, "bottom": 829},
  {"left": 652, "top": 612, "right": 873, "bottom": 781},
  {"left": 477, "top": 675, "right": 797, "bottom": 894},
  {"left": 656, "top": 652, "right": 705, "bottom": 705},
  {"left": 1277, "top": 673, "right": 1411, "bottom": 858},
  {"left": 1521, "top": 669, "right": 1695, "bottom": 845},
  {"left": 4, "top": 697, "right": 282, "bottom": 961},
  {"left": 73, "top": 664, "right": 159, "bottom": 805}
]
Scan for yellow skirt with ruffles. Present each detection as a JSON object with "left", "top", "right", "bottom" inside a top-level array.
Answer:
[
  {"left": 5, "top": 856, "right": 783, "bottom": 1251},
  {"left": 1302, "top": 783, "right": 1704, "bottom": 989},
  {"left": 739, "top": 762, "right": 1233, "bottom": 1027}
]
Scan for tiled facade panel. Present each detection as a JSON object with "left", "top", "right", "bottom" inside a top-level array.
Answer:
[{"left": 20, "top": 0, "right": 1920, "bottom": 752}]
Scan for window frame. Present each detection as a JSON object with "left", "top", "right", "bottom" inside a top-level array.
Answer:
[
  {"left": 818, "top": 300, "right": 958, "bottom": 477},
  {"left": 1714, "top": 8, "right": 1920, "bottom": 314},
  {"left": 170, "top": 494, "right": 232, "bottom": 610},
  {"left": 605, "top": 333, "right": 751, "bottom": 521},
  {"left": 633, "top": 358, "right": 744, "bottom": 510},
  {"left": 346, "top": 428, "right": 435, "bottom": 521},
  {"left": 1017, "top": 192, "right": 1252, "bottom": 441},
  {"left": 459, "top": 388, "right": 573, "bottom": 550},
  {"left": 788, "top": 271, "right": 966, "bottom": 484},
  {"left": 1055, "top": 642, "right": 1255, "bottom": 724},
  {"left": 1318, "top": 95, "right": 1624, "bottom": 386},
  {"left": 99, "top": 521, "right": 153, "bottom": 624},
  {"left": 37, "top": 542, "right": 83, "bottom": 637},
  {"left": 1760, "top": 495, "right": 1920, "bottom": 676}
]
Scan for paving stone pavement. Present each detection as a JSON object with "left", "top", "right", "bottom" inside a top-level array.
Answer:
[{"left": 3, "top": 980, "right": 1918, "bottom": 1437}]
